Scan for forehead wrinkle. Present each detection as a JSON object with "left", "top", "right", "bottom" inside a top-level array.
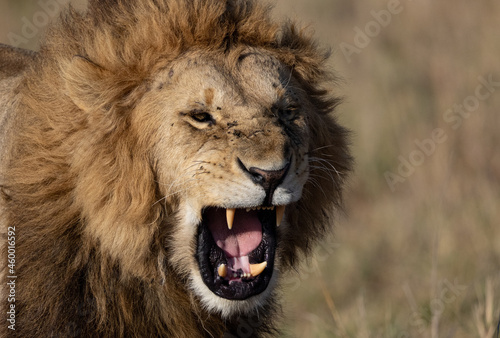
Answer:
[
  {"left": 211, "top": 62, "right": 249, "bottom": 108},
  {"left": 236, "top": 53, "right": 283, "bottom": 89},
  {"left": 238, "top": 71, "right": 282, "bottom": 111},
  {"left": 180, "top": 58, "right": 244, "bottom": 108},
  {"left": 225, "top": 49, "right": 281, "bottom": 105}
]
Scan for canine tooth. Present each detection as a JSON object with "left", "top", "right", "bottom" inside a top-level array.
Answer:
[
  {"left": 218, "top": 264, "right": 227, "bottom": 278},
  {"left": 276, "top": 205, "right": 285, "bottom": 227},
  {"left": 226, "top": 208, "right": 236, "bottom": 230},
  {"left": 250, "top": 262, "right": 267, "bottom": 277}
]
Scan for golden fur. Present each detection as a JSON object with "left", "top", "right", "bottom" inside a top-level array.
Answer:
[{"left": 0, "top": 0, "right": 352, "bottom": 336}]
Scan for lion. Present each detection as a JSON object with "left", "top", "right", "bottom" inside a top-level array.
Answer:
[{"left": 0, "top": 0, "right": 352, "bottom": 336}]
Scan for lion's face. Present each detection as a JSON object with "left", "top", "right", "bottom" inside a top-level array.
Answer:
[{"left": 135, "top": 49, "right": 311, "bottom": 315}]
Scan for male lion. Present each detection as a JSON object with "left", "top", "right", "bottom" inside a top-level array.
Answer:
[{"left": 0, "top": 0, "right": 351, "bottom": 336}]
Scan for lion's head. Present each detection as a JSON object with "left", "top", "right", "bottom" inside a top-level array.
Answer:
[
  {"left": 150, "top": 50, "right": 314, "bottom": 313},
  {"left": 2, "top": 0, "right": 351, "bottom": 335}
]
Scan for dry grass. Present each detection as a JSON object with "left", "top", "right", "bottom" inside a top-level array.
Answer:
[
  {"left": 272, "top": 1, "right": 500, "bottom": 337},
  {"left": 2, "top": 0, "right": 500, "bottom": 337}
]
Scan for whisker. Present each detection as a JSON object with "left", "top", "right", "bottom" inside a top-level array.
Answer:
[
  {"left": 305, "top": 177, "right": 328, "bottom": 199},
  {"left": 308, "top": 145, "right": 337, "bottom": 154},
  {"left": 152, "top": 178, "right": 198, "bottom": 206},
  {"left": 309, "top": 157, "right": 342, "bottom": 178},
  {"left": 308, "top": 168, "right": 337, "bottom": 190},
  {"left": 283, "top": 66, "right": 294, "bottom": 90}
]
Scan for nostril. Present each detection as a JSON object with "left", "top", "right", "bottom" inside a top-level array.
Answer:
[
  {"left": 248, "top": 168, "right": 266, "bottom": 184},
  {"left": 237, "top": 158, "right": 291, "bottom": 205},
  {"left": 247, "top": 166, "right": 288, "bottom": 187}
]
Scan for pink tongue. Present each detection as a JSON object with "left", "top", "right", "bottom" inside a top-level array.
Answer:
[{"left": 206, "top": 208, "right": 262, "bottom": 258}]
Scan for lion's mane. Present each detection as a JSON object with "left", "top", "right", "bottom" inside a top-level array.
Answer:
[{"left": 0, "top": 0, "right": 351, "bottom": 336}]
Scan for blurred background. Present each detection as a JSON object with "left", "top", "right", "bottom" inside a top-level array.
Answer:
[{"left": 2, "top": 0, "right": 499, "bottom": 337}]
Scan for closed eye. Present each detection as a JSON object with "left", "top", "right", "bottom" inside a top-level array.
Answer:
[
  {"left": 274, "top": 105, "right": 300, "bottom": 122},
  {"left": 282, "top": 107, "right": 299, "bottom": 119}
]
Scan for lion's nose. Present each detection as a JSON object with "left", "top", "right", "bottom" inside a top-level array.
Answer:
[
  {"left": 247, "top": 166, "right": 289, "bottom": 188},
  {"left": 238, "top": 159, "right": 290, "bottom": 205}
]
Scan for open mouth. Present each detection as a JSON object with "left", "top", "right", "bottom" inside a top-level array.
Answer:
[{"left": 196, "top": 205, "right": 285, "bottom": 300}]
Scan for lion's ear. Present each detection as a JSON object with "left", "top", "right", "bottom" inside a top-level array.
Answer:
[{"left": 63, "top": 56, "right": 114, "bottom": 111}]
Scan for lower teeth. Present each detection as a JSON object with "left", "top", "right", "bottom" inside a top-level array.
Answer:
[{"left": 217, "top": 261, "right": 267, "bottom": 279}]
